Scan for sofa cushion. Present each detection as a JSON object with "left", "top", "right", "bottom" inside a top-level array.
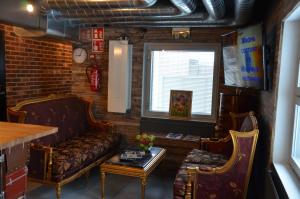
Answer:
[
  {"left": 51, "top": 131, "right": 120, "bottom": 181},
  {"left": 184, "top": 149, "right": 228, "bottom": 166},
  {"left": 174, "top": 149, "right": 228, "bottom": 198}
]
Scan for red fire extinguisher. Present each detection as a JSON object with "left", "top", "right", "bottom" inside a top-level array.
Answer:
[{"left": 86, "top": 65, "right": 101, "bottom": 91}]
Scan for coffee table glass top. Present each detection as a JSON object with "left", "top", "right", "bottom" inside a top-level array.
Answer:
[{"left": 106, "top": 147, "right": 163, "bottom": 168}]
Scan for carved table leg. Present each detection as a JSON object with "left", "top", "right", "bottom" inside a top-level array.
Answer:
[
  {"left": 100, "top": 171, "right": 106, "bottom": 199},
  {"left": 141, "top": 177, "right": 147, "bottom": 199}
]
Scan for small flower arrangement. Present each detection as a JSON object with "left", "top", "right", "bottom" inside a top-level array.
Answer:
[{"left": 136, "top": 133, "right": 155, "bottom": 152}]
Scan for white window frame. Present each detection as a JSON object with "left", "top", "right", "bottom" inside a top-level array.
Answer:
[
  {"left": 273, "top": 3, "right": 300, "bottom": 197},
  {"left": 142, "top": 43, "right": 220, "bottom": 122},
  {"left": 290, "top": 59, "right": 300, "bottom": 178}
]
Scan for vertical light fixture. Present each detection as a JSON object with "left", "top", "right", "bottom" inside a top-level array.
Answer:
[{"left": 108, "top": 40, "right": 133, "bottom": 113}]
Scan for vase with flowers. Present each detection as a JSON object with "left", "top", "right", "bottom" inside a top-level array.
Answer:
[{"left": 136, "top": 133, "right": 155, "bottom": 152}]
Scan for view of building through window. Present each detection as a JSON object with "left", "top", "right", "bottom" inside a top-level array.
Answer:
[{"left": 150, "top": 50, "right": 215, "bottom": 115}]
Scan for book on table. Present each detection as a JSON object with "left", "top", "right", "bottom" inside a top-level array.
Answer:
[
  {"left": 120, "top": 150, "right": 146, "bottom": 160},
  {"left": 107, "top": 147, "right": 162, "bottom": 168}
]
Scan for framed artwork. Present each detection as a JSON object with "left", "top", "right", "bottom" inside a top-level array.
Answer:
[{"left": 169, "top": 90, "right": 192, "bottom": 118}]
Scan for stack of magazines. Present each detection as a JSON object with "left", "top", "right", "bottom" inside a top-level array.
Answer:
[
  {"left": 165, "top": 133, "right": 200, "bottom": 141},
  {"left": 183, "top": 135, "right": 201, "bottom": 141},
  {"left": 166, "top": 133, "right": 183, "bottom": 139}
]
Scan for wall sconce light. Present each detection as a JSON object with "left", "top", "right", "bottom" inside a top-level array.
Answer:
[
  {"left": 172, "top": 28, "right": 190, "bottom": 40},
  {"left": 26, "top": 0, "right": 34, "bottom": 13}
]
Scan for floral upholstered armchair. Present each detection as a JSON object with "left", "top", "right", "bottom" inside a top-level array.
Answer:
[
  {"left": 173, "top": 111, "right": 258, "bottom": 199},
  {"left": 185, "top": 130, "right": 259, "bottom": 199}
]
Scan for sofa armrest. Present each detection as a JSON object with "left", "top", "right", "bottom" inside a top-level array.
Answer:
[
  {"left": 80, "top": 97, "right": 116, "bottom": 134},
  {"left": 28, "top": 144, "right": 53, "bottom": 181},
  {"left": 7, "top": 108, "right": 27, "bottom": 123},
  {"left": 200, "top": 135, "right": 232, "bottom": 157},
  {"left": 88, "top": 120, "right": 116, "bottom": 134}
]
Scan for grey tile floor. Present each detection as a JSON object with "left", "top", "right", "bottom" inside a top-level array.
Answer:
[{"left": 27, "top": 168, "right": 175, "bottom": 199}]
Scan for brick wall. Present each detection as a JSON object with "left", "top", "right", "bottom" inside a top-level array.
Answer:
[
  {"left": 72, "top": 27, "right": 234, "bottom": 140},
  {"left": 0, "top": 23, "right": 73, "bottom": 107}
]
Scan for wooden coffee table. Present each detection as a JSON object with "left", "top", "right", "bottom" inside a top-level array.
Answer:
[{"left": 100, "top": 147, "right": 166, "bottom": 199}]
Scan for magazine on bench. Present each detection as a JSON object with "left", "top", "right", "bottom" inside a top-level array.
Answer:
[
  {"left": 166, "top": 133, "right": 183, "bottom": 139},
  {"left": 182, "top": 134, "right": 201, "bottom": 142}
]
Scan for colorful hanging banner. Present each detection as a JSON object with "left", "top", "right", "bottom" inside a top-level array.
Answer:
[{"left": 223, "top": 24, "right": 264, "bottom": 89}]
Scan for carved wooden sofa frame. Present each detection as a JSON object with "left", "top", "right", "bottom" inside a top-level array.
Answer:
[{"left": 7, "top": 94, "right": 120, "bottom": 199}]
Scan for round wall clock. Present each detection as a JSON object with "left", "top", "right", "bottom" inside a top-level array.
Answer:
[{"left": 73, "top": 48, "right": 88, "bottom": 64}]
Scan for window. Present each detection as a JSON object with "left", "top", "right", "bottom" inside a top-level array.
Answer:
[
  {"left": 291, "top": 60, "right": 300, "bottom": 178},
  {"left": 273, "top": 5, "right": 300, "bottom": 197},
  {"left": 142, "top": 43, "right": 220, "bottom": 122}
]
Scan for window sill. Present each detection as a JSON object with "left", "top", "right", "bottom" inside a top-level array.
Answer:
[
  {"left": 273, "top": 162, "right": 300, "bottom": 198},
  {"left": 142, "top": 115, "right": 216, "bottom": 123},
  {"left": 140, "top": 117, "right": 215, "bottom": 137}
]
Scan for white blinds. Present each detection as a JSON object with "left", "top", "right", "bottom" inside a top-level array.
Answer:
[{"left": 150, "top": 50, "right": 215, "bottom": 115}]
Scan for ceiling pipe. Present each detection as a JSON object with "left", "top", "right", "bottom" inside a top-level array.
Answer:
[
  {"left": 201, "top": 0, "right": 225, "bottom": 19},
  {"left": 75, "top": 17, "right": 234, "bottom": 27},
  {"left": 109, "top": 18, "right": 233, "bottom": 26},
  {"left": 92, "top": 0, "right": 255, "bottom": 27},
  {"left": 41, "top": 0, "right": 256, "bottom": 29},
  {"left": 52, "top": 6, "right": 185, "bottom": 19},
  {"left": 170, "top": 0, "right": 196, "bottom": 15},
  {"left": 46, "top": 0, "right": 197, "bottom": 19},
  {"left": 69, "top": 13, "right": 208, "bottom": 24},
  {"left": 41, "top": 0, "right": 157, "bottom": 9},
  {"left": 234, "top": 0, "right": 255, "bottom": 25}
]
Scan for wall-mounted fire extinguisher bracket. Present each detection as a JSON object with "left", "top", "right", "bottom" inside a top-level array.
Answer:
[{"left": 86, "top": 65, "right": 101, "bottom": 92}]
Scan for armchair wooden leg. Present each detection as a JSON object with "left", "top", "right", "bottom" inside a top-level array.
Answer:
[{"left": 56, "top": 184, "right": 62, "bottom": 199}]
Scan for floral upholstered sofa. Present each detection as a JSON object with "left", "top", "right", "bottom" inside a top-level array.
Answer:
[{"left": 7, "top": 94, "right": 121, "bottom": 199}]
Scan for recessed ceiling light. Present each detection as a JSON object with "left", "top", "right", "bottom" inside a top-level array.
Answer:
[{"left": 26, "top": 3, "right": 34, "bottom": 13}]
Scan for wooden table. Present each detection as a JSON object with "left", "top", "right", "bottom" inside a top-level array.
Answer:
[
  {"left": 100, "top": 147, "right": 166, "bottom": 199},
  {"left": 0, "top": 122, "right": 58, "bottom": 149},
  {"left": 0, "top": 122, "right": 58, "bottom": 199}
]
